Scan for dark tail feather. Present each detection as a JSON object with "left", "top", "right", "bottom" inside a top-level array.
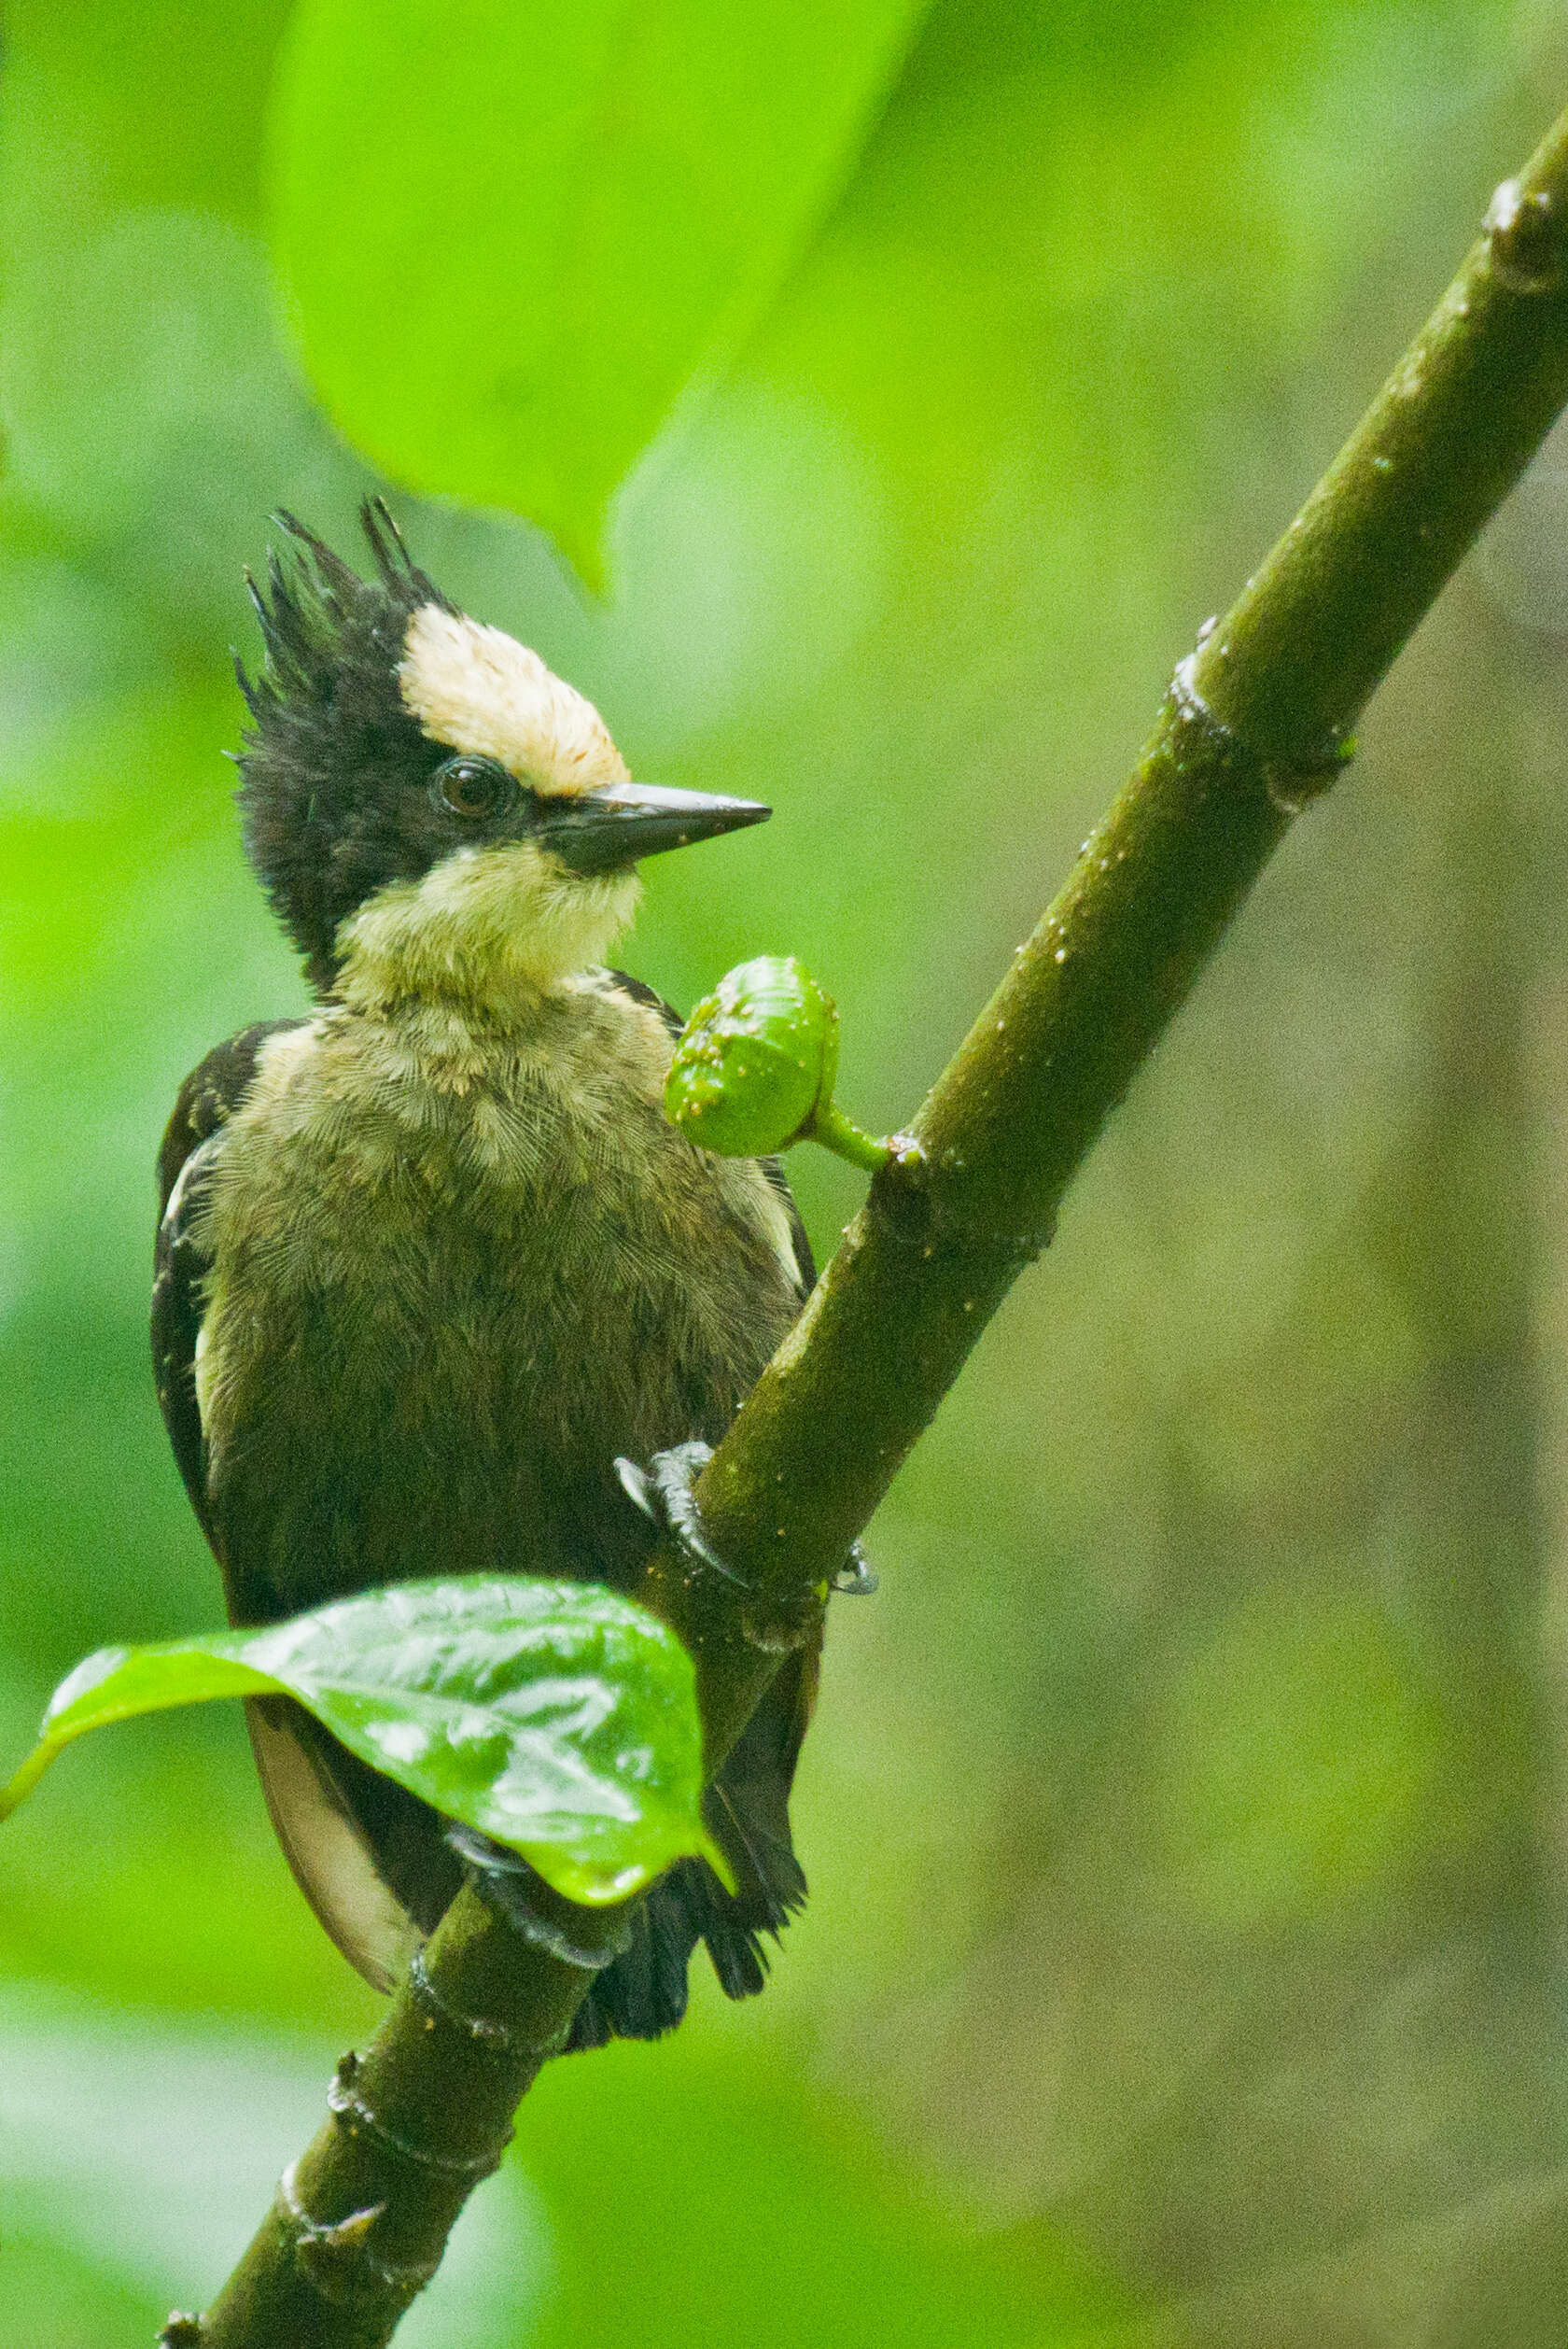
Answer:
[
  {"left": 565, "top": 1843, "right": 805, "bottom": 2049},
  {"left": 567, "top": 1867, "right": 702, "bottom": 2048},
  {"left": 565, "top": 1659, "right": 812, "bottom": 2048},
  {"left": 449, "top": 1765, "right": 805, "bottom": 2050}
]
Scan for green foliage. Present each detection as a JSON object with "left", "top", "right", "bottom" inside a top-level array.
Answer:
[
  {"left": 0, "top": 0, "right": 1558, "bottom": 2340},
  {"left": 1152, "top": 1583, "right": 1446, "bottom": 1928},
  {"left": 519, "top": 2034, "right": 1133, "bottom": 2347},
  {"left": 270, "top": 0, "right": 930, "bottom": 586},
  {"left": 667, "top": 951, "right": 899, "bottom": 1170},
  {"left": 1, "top": 1581, "right": 722, "bottom": 1904},
  {"left": 666, "top": 952, "right": 839, "bottom": 1153}
]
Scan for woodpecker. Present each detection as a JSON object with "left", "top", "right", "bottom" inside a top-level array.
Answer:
[{"left": 151, "top": 503, "right": 817, "bottom": 2045}]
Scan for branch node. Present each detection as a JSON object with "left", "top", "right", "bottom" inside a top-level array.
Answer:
[
  {"left": 159, "top": 2316, "right": 204, "bottom": 2347},
  {"left": 406, "top": 1944, "right": 569, "bottom": 2056},
  {"left": 739, "top": 1588, "right": 821, "bottom": 1653},
  {"left": 1170, "top": 649, "right": 1355, "bottom": 813},
  {"left": 1485, "top": 176, "right": 1564, "bottom": 293},
  {"left": 327, "top": 2050, "right": 508, "bottom": 2180},
  {"left": 866, "top": 1139, "right": 1055, "bottom": 1268},
  {"left": 276, "top": 2161, "right": 439, "bottom": 2307}
]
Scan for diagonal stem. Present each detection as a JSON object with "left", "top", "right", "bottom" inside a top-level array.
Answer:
[{"left": 184, "top": 99, "right": 1568, "bottom": 2349}]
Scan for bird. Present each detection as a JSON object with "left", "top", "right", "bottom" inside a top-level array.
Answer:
[{"left": 151, "top": 500, "right": 818, "bottom": 2046}]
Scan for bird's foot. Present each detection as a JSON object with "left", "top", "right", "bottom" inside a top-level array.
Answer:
[
  {"left": 616, "top": 1441, "right": 744, "bottom": 1585},
  {"left": 615, "top": 1441, "right": 876, "bottom": 1645},
  {"left": 833, "top": 1543, "right": 878, "bottom": 1596}
]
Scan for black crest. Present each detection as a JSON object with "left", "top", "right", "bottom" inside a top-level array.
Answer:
[{"left": 235, "top": 501, "right": 459, "bottom": 993}]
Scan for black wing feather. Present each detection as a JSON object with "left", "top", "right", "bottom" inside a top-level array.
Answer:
[{"left": 152, "top": 1021, "right": 307, "bottom": 1533}]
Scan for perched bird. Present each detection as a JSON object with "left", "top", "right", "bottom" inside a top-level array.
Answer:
[{"left": 152, "top": 503, "right": 817, "bottom": 2045}]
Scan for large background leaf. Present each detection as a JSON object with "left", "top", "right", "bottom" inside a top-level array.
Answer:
[
  {"left": 268, "top": 0, "right": 928, "bottom": 584},
  {"left": 2, "top": 1581, "right": 720, "bottom": 1905}
]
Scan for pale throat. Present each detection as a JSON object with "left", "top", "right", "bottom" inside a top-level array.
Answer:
[
  {"left": 336, "top": 604, "right": 640, "bottom": 1024},
  {"left": 334, "top": 842, "right": 641, "bottom": 1021}
]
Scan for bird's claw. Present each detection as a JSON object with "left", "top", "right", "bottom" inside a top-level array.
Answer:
[
  {"left": 615, "top": 1441, "right": 875, "bottom": 1598},
  {"left": 447, "top": 1822, "right": 633, "bottom": 1974},
  {"left": 616, "top": 1441, "right": 751, "bottom": 1585},
  {"left": 833, "top": 1542, "right": 877, "bottom": 1596}
]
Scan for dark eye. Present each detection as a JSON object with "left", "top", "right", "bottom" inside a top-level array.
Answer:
[{"left": 431, "top": 755, "right": 516, "bottom": 821}]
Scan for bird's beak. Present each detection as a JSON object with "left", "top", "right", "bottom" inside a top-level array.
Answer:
[{"left": 538, "top": 782, "right": 770, "bottom": 875}]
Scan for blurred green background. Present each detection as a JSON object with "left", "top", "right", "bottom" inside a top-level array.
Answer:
[{"left": 6, "top": 1, "right": 1568, "bottom": 2342}]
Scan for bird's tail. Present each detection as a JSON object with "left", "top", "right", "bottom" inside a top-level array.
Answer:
[
  {"left": 575, "top": 1645, "right": 814, "bottom": 2045},
  {"left": 564, "top": 1773, "right": 806, "bottom": 2049},
  {"left": 455, "top": 1644, "right": 815, "bottom": 2046}
]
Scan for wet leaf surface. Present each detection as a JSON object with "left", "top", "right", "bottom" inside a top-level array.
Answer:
[
  {"left": 2, "top": 1579, "right": 721, "bottom": 1904},
  {"left": 269, "top": 0, "right": 929, "bottom": 584}
]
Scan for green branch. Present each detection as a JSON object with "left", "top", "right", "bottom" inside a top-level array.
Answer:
[{"left": 177, "top": 101, "right": 1568, "bottom": 2349}]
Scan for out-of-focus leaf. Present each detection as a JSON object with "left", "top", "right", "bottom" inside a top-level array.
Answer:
[
  {"left": 0, "top": 1982, "right": 550, "bottom": 2347},
  {"left": 0, "top": 1580, "right": 721, "bottom": 1904},
  {"left": 267, "top": 0, "right": 929, "bottom": 587}
]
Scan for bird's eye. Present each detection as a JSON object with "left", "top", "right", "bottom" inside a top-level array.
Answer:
[{"left": 432, "top": 755, "right": 516, "bottom": 821}]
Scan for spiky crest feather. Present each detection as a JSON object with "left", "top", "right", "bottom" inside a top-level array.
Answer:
[{"left": 234, "top": 501, "right": 459, "bottom": 993}]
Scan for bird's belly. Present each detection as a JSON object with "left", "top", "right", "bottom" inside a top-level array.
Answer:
[{"left": 194, "top": 1051, "right": 795, "bottom": 1624}]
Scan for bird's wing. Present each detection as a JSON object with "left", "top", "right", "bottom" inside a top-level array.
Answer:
[
  {"left": 596, "top": 963, "right": 687, "bottom": 1040},
  {"left": 153, "top": 1020, "right": 308, "bottom": 1536},
  {"left": 153, "top": 1019, "right": 434, "bottom": 1990}
]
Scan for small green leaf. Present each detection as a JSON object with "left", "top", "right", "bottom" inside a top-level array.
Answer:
[
  {"left": 667, "top": 953, "right": 838, "bottom": 1156},
  {"left": 1, "top": 1581, "right": 723, "bottom": 1906},
  {"left": 268, "top": 0, "right": 929, "bottom": 585}
]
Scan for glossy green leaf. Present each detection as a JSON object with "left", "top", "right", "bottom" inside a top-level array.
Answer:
[
  {"left": 268, "top": 0, "right": 928, "bottom": 586},
  {"left": 0, "top": 1580, "right": 722, "bottom": 1905}
]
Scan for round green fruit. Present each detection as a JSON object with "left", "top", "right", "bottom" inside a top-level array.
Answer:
[{"left": 665, "top": 956, "right": 839, "bottom": 1157}]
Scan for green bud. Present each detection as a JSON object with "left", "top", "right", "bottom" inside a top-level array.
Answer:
[{"left": 665, "top": 955, "right": 839, "bottom": 1157}]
